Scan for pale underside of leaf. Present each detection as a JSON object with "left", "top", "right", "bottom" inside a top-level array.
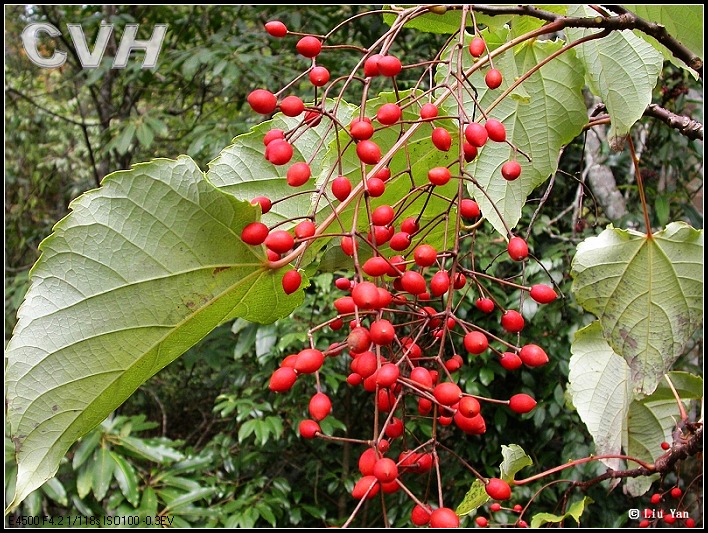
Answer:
[
  {"left": 439, "top": 33, "right": 587, "bottom": 237},
  {"left": 571, "top": 223, "right": 703, "bottom": 394},
  {"left": 5, "top": 156, "right": 302, "bottom": 511},
  {"left": 566, "top": 5, "right": 663, "bottom": 148}
]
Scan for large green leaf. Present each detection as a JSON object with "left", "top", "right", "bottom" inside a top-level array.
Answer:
[
  {"left": 571, "top": 222, "right": 703, "bottom": 394},
  {"left": 566, "top": 5, "right": 664, "bottom": 149},
  {"left": 568, "top": 322, "right": 633, "bottom": 472},
  {"left": 620, "top": 5, "right": 703, "bottom": 76},
  {"left": 5, "top": 156, "right": 303, "bottom": 511},
  {"left": 439, "top": 30, "right": 587, "bottom": 236}
]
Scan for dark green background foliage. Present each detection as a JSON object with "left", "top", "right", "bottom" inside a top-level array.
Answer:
[{"left": 4, "top": 4, "right": 702, "bottom": 528}]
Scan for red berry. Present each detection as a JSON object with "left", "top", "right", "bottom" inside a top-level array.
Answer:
[
  {"left": 519, "top": 344, "right": 549, "bottom": 367},
  {"left": 465, "top": 122, "right": 488, "bottom": 147},
  {"left": 401, "top": 270, "right": 427, "bottom": 295},
  {"left": 269, "top": 366, "right": 298, "bottom": 392},
  {"left": 507, "top": 236, "right": 529, "bottom": 261},
  {"left": 490, "top": 503, "right": 502, "bottom": 512},
  {"left": 296, "top": 35, "right": 322, "bottom": 58},
  {"left": 458, "top": 396, "right": 481, "bottom": 418},
  {"left": 475, "top": 297, "right": 495, "bottom": 313},
  {"left": 420, "top": 103, "right": 438, "bottom": 120},
  {"left": 263, "top": 129, "right": 285, "bottom": 146},
  {"left": 350, "top": 117, "right": 374, "bottom": 140},
  {"left": 247, "top": 89, "right": 277, "bottom": 114},
  {"left": 286, "top": 161, "right": 311, "bottom": 187},
  {"left": 352, "top": 475, "right": 379, "bottom": 500},
  {"left": 282, "top": 270, "right": 302, "bottom": 295},
  {"left": 309, "top": 66, "right": 330, "bottom": 86},
  {"left": 370, "top": 319, "right": 396, "bottom": 345},
  {"left": 411, "top": 504, "right": 432, "bottom": 526},
  {"left": 650, "top": 493, "right": 661, "bottom": 504},
  {"left": 660, "top": 441, "right": 671, "bottom": 450},
  {"left": 469, "top": 36, "right": 486, "bottom": 57},
  {"left": 377, "top": 55, "right": 402, "bottom": 77},
  {"left": 279, "top": 95, "right": 305, "bottom": 117},
  {"left": 434, "top": 382, "right": 462, "bottom": 405},
  {"left": 241, "top": 222, "right": 269, "bottom": 245},
  {"left": 686, "top": 518, "right": 696, "bottom": 527},
  {"left": 335, "top": 277, "right": 352, "bottom": 291},
  {"left": 265, "top": 229, "right": 295, "bottom": 254},
  {"left": 464, "top": 331, "right": 489, "bottom": 354},
  {"left": 432, "top": 127, "right": 452, "bottom": 151},
  {"left": 356, "top": 140, "right": 382, "bottom": 164},
  {"left": 309, "top": 392, "right": 332, "bottom": 421},
  {"left": 373, "top": 457, "right": 398, "bottom": 482},
  {"left": 454, "top": 411, "right": 486, "bottom": 434},
  {"left": 362, "top": 256, "right": 390, "bottom": 278},
  {"left": 250, "top": 196, "right": 272, "bottom": 214},
  {"left": 671, "top": 487, "right": 682, "bottom": 499},
  {"left": 509, "top": 393, "right": 537, "bottom": 414},
  {"left": 638, "top": 519, "right": 650, "bottom": 528},
  {"left": 526, "top": 286, "right": 557, "bottom": 307},
  {"left": 340, "top": 235, "right": 357, "bottom": 256},
  {"left": 500, "top": 352, "right": 523, "bottom": 370},
  {"left": 294, "top": 220, "right": 316, "bottom": 239},
  {"left": 501, "top": 310, "right": 525, "bottom": 333},
  {"left": 664, "top": 514, "right": 677, "bottom": 525},
  {"left": 295, "top": 348, "right": 325, "bottom": 374},
  {"left": 371, "top": 204, "right": 395, "bottom": 226},
  {"left": 428, "top": 166, "right": 452, "bottom": 186},
  {"left": 429, "top": 508, "right": 459, "bottom": 528},
  {"left": 430, "top": 270, "right": 451, "bottom": 296},
  {"left": 304, "top": 109, "right": 322, "bottom": 127},
  {"left": 389, "top": 231, "right": 411, "bottom": 251},
  {"left": 331, "top": 176, "right": 352, "bottom": 201},
  {"left": 366, "top": 177, "right": 386, "bottom": 197},
  {"left": 460, "top": 199, "right": 480, "bottom": 219},
  {"left": 485, "top": 68, "right": 503, "bottom": 89},
  {"left": 352, "top": 281, "right": 381, "bottom": 309},
  {"left": 485, "top": 119, "right": 507, "bottom": 142},
  {"left": 364, "top": 54, "right": 382, "bottom": 77},
  {"left": 347, "top": 327, "right": 371, "bottom": 354},
  {"left": 485, "top": 478, "right": 512, "bottom": 500},
  {"left": 298, "top": 419, "right": 320, "bottom": 439},
  {"left": 376, "top": 363, "right": 400, "bottom": 387},
  {"left": 358, "top": 448, "right": 378, "bottom": 476},
  {"left": 410, "top": 366, "right": 433, "bottom": 388},
  {"left": 476, "top": 516, "right": 489, "bottom": 527},
  {"left": 463, "top": 142, "right": 478, "bottom": 162},
  {"left": 265, "top": 20, "right": 288, "bottom": 37},
  {"left": 501, "top": 160, "right": 521, "bottom": 181},
  {"left": 513, "top": 504, "right": 523, "bottom": 513},
  {"left": 374, "top": 167, "right": 391, "bottom": 181},
  {"left": 413, "top": 244, "right": 437, "bottom": 267},
  {"left": 265, "top": 139, "right": 294, "bottom": 165},
  {"left": 377, "top": 103, "right": 402, "bottom": 125}
]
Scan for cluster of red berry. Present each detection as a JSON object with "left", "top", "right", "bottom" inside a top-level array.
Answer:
[{"left": 241, "top": 14, "right": 556, "bottom": 527}]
